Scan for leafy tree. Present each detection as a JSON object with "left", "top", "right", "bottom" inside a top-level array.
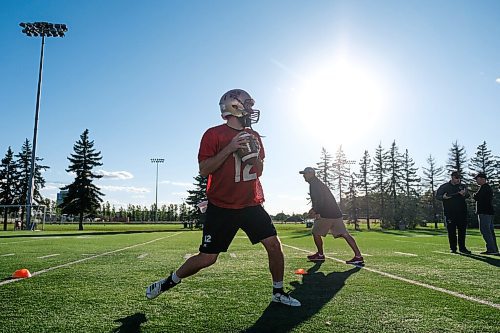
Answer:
[
  {"left": 185, "top": 174, "right": 208, "bottom": 227},
  {"left": 316, "top": 147, "right": 334, "bottom": 189},
  {"left": 274, "top": 212, "right": 290, "bottom": 221},
  {"left": 59, "top": 129, "right": 104, "bottom": 230},
  {"left": 0, "top": 147, "right": 19, "bottom": 230},
  {"left": 422, "top": 154, "right": 445, "bottom": 228},
  {"left": 332, "top": 145, "right": 353, "bottom": 209},
  {"left": 14, "top": 139, "right": 49, "bottom": 228},
  {"left": 357, "top": 150, "right": 372, "bottom": 229}
]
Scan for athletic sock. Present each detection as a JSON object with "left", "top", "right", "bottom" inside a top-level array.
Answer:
[
  {"left": 273, "top": 281, "right": 284, "bottom": 294},
  {"left": 171, "top": 271, "right": 181, "bottom": 283}
]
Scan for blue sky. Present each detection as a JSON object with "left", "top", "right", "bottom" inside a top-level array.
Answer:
[{"left": 1, "top": 1, "right": 499, "bottom": 215}]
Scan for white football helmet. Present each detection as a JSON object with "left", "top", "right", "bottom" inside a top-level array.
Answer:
[{"left": 219, "top": 89, "right": 260, "bottom": 126}]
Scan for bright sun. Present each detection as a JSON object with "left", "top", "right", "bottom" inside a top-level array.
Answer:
[{"left": 295, "top": 58, "right": 388, "bottom": 144}]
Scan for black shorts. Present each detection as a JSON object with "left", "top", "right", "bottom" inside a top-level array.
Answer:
[{"left": 199, "top": 202, "right": 277, "bottom": 254}]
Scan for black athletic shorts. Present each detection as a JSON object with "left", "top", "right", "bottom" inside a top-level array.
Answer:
[{"left": 199, "top": 202, "right": 277, "bottom": 254}]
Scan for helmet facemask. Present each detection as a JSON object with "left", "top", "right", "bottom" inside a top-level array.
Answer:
[{"left": 220, "top": 89, "right": 260, "bottom": 128}]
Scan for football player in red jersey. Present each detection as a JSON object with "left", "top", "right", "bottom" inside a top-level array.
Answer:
[{"left": 146, "top": 89, "right": 301, "bottom": 307}]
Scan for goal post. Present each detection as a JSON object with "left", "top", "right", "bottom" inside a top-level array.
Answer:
[{"left": 0, "top": 205, "right": 47, "bottom": 231}]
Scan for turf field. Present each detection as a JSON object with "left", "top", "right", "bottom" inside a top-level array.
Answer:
[{"left": 0, "top": 224, "right": 498, "bottom": 333}]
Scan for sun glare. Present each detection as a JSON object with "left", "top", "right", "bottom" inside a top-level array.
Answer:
[{"left": 295, "top": 59, "right": 388, "bottom": 144}]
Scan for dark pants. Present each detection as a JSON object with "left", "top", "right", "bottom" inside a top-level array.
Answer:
[
  {"left": 445, "top": 215, "right": 468, "bottom": 251},
  {"left": 478, "top": 214, "right": 498, "bottom": 253}
]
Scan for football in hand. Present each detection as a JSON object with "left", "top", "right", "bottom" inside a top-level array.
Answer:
[{"left": 236, "top": 133, "right": 260, "bottom": 164}]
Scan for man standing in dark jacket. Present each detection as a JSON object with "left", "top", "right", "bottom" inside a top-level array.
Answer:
[
  {"left": 472, "top": 172, "right": 498, "bottom": 255},
  {"left": 436, "top": 171, "right": 471, "bottom": 254}
]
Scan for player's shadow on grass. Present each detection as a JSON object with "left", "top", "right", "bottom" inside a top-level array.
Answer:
[
  {"left": 243, "top": 263, "right": 361, "bottom": 333},
  {"left": 112, "top": 312, "right": 147, "bottom": 333},
  {"left": 460, "top": 253, "right": 500, "bottom": 267}
]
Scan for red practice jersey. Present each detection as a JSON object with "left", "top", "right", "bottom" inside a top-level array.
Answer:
[{"left": 198, "top": 124, "right": 265, "bottom": 209}]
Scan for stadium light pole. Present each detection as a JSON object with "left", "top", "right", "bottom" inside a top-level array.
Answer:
[
  {"left": 19, "top": 22, "right": 68, "bottom": 230},
  {"left": 151, "top": 158, "right": 165, "bottom": 222}
]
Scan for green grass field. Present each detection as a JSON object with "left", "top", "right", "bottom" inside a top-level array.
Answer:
[{"left": 0, "top": 224, "right": 498, "bottom": 333}]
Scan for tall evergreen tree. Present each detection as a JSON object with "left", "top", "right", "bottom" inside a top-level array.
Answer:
[
  {"left": 469, "top": 141, "right": 498, "bottom": 186},
  {"left": 345, "top": 174, "right": 360, "bottom": 230},
  {"left": 384, "top": 141, "right": 405, "bottom": 228},
  {"left": 185, "top": 174, "right": 207, "bottom": 227},
  {"left": 357, "top": 150, "right": 372, "bottom": 229},
  {"left": 422, "top": 154, "right": 445, "bottom": 228},
  {"left": 60, "top": 129, "right": 104, "bottom": 230},
  {"left": 446, "top": 141, "right": 468, "bottom": 178},
  {"left": 332, "top": 145, "right": 353, "bottom": 209},
  {"left": 14, "top": 139, "right": 49, "bottom": 228},
  {"left": 316, "top": 147, "right": 334, "bottom": 189},
  {"left": 0, "top": 147, "right": 19, "bottom": 230},
  {"left": 400, "top": 149, "right": 420, "bottom": 228},
  {"left": 371, "top": 143, "right": 387, "bottom": 225}
]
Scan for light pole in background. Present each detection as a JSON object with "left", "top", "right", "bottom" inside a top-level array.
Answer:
[
  {"left": 20, "top": 22, "right": 68, "bottom": 229},
  {"left": 150, "top": 158, "right": 165, "bottom": 222}
]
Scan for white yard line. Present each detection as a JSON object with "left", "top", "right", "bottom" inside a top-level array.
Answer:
[
  {"left": 283, "top": 243, "right": 500, "bottom": 310},
  {"left": 37, "top": 254, "right": 60, "bottom": 259},
  {"left": 394, "top": 251, "right": 418, "bottom": 257},
  {"left": 0, "top": 232, "right": 182, "bottom": 287},
  {"left": 433, "top": 251, "right": 454, "bottom": 255},
  {"left": 1, "top": 253, "right": 15, "bottom": 257}
]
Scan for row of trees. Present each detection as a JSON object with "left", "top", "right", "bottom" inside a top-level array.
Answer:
[
  {"left": 2, "top": 131, "right": 498, "bottom": 231},
  {"left": 314, "top": 141, "right": 499, "bottom": 229},
  {"left": 1, "top": 129, "right": 204, "bottom": 231},
  {"left": 0, "top": 140, "right": 48, "bottom": 231}
]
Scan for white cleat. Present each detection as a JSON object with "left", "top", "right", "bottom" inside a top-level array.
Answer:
[
  {"left": 146, "top": 278, "right": 166, "bottom": 300},
  {"left": 272, "top": 292, "right": 301, "bottom": 307}
]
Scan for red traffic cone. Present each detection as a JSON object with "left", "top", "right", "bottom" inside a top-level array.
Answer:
[
  {"left": 294, "top": 268, "right": 308, "bottom": 275},
  {"left": 12, "top": 268, "right": 31, "bottom": 279}
]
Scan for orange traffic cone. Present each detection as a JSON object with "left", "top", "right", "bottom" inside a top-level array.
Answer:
[
  {"left": 294, "top": 268, "right": 308, "bottom": 275},
  {"left": 12, "top": 268, "right": 31, "bottom": 278}
]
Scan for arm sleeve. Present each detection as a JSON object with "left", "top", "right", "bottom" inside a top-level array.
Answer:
[{"left": 435, "top": 184, "right": 445, "bottom": 201}]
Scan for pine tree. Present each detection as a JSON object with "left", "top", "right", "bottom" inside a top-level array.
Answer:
[
  {"left": 384, "top": 141, "right": 405, "bottom": 228},
  {"left": 371, "top": 143, "right": 387, "bottom": 226},
  {"left": 400, "top": 149, "right": 420, "bottom": 228},
  {"left": 357, "top": 150, "right": 372, "bottom": 229},
  {"left": 316, "top": 147, "right": 334, "bottom": 189},
  {"left": 14, "top": 139, "right": 49, "bottom": 228},
  {"left": 0, "top": 147, "right": 19, "bottom": 230},
  {"left": 60, "top": 129, "right": 104, "bottom": 230},
  {"left": 446, "top": 141, "right": 468, "bottom": 179},
  {"left": 185, "top": 174, "right": 208, "bottom": 228},
  {"left": 345, "top": 174, "right": 360, "bottom": 230},
  {"left": 469, "top": 141, "right": 498, "bottom": 186},
  {"left": 422, "top": 154, "right": 445, "bottom": 228},
  {"left": 332, "top": 145, "right": 353, "bottom": 209}
]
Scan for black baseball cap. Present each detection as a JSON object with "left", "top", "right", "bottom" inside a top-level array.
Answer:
[{"left": 474, "top": 172, "right": 487, "bottom": 180}]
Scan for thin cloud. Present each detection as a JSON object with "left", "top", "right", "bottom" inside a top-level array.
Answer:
[
  {"left": 96, "top": 170, "right": 134, "bottom": 180},
  {"left": 160, "top": 180, "right": 193, "bottom": 188},
  {"left": 100, "top": 185, "right": 149, "bottom": 193},
  {"left": 496, "top": 78, "right": 500, "bottom": 84}
]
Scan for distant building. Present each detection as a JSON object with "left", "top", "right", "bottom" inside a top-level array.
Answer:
[{"left": 56, "top": 190, "right": 68, "bottom": 206}]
